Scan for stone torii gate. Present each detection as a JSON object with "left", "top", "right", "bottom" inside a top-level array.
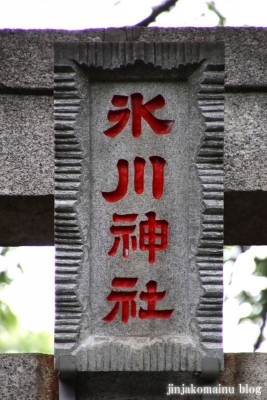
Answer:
[{"left": 0, "top": 27, "right": 267, "bottom": 400}]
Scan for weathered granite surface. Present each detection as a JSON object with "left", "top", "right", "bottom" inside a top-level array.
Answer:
[
  {"left": 0, "top": 28, "right": 267, "bottom": 89},
  {"left": 1, "top": 91, "right": 267, "bottom": 195},
  {"left": 0, "top": 30, "right": 104, "bottom": 90},
  {"left": 225, "top": 92, "right": 267, "bottom": 191},
  {"left": 139, "top": 28, "right": 267, "bottom": 88},
  {"left": 76, "top": 353, "right": 267, "bottom": 399},
  {"left": 0, "top": 29, "right": 267, "bottom": 196},
  {"left": 0, "top": 353, "right": 266, "bottom": 399},
  {"left": 0, "top": 354, "right": 58, "bottom": 400},
  {"left": 0, "top": 95, "right": 54, "bottom": 195},
  {"left": 220, "top": 353, "right": 267, "bottom": 400},
  {"left": 0, "top": 29, "right": 266, "bottom": 246}
]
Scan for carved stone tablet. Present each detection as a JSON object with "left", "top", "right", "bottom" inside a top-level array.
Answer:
[{"left": 54, "top": 41, "right": 224, "bottom": 371}]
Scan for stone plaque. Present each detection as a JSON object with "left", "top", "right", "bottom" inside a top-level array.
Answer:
[{"left": 54, "top": 41, "right": 224, "bottom": 371}]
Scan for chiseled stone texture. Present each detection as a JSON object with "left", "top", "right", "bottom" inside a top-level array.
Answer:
[
  {"left": 0, "top": 354, "right": 58, "bottom": 400},
  {"left": 0, "top": 28, "right": 267, "bottom": 89},
  {"left": 76, "top": 371, "right": 203, "bottom": 400},
  {"left": 1, "top": 92, "right": 265, "bottom": 196},
  {"left": 2, "top": 353, "right": 267, "bottom": 400},
  {"left": 0, "top": 95, "right": 54, "bottom": 195},
  {"left": 0, "top": 29, "right": 266, "bottom": 195},
  {"left": 0, "top": 29, "right": 104, "bottom": 90},
  {"left": 76, "top": 354, "right": 267, "bottom": 400},
  {"left": 54, "top": 42, "right": 224, "bottom": 370},
  {"left": 139, "top": 27, "right": 267, "bottom": 87},
  {"left": 219, "top": 353, "right": 267, "bottom": 400},
  {"left": 224, "top": 92, "right": 267, "bottom": 191},
  {"left": 0, "top": 28, "right": 267, "bottom": 195}
]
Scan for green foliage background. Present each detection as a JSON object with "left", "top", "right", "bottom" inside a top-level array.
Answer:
[
  {"left": 0, "top": 247, "right": 53, "bottom": 354},
  {"left": 224, "top": 245, "right": 267, "bottom": 351},
  {"left": 1, "top": 245, "right": 267, "bottom": 353}
]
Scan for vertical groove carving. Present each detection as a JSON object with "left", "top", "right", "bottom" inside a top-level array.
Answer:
[
  {"left": 196, "top": 66, "right": 224, "bottom": 349},
  {"left": 85, "top": 42, "right": 223, "bottom": 70},
  {"left": 54, "top": 66, "right": 82, "bottom": 348}
]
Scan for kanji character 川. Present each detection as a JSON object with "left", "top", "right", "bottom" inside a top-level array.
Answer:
[
  {"left": 104, "top": 93, "right": 174, "bottom": 138},
  {"left": 102, "top": 156, "right": 166, "bottom": 202}
]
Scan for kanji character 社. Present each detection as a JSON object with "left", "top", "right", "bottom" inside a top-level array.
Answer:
[
  {"left": 103, "top": 277, "right": 138, "bottom": 323},
  {"left": 139, "top": 211, "right": 168, "bottom": 264},
  {"left": 139, "top": 280, "right": 174, "bottom": 319},
  {"left": 102, "top": 156, "right": 166, "bottom": 202},
  {"left": 103, "top": 93, "right": 174, "bottom": 138},
  {"left": 108, "top": 213, "right": 138, "bottom": 258}
]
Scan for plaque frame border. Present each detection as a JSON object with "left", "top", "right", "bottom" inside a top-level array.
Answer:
[{"left": 54, "top": 41, "right": 224, "bottom": 371}]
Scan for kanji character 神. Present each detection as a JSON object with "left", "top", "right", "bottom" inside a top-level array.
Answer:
[
  {"left": 104, "top": 93, "right": 174, "bottom": 138},
  {"left": 102, "top": 156, "right": 166, "bottom": 202},
  {"left": 108, "top": 211, "right": 168, "bottom": 263},
  {"left": 103, "top": 278, "right": 174, "bottom": 323}
]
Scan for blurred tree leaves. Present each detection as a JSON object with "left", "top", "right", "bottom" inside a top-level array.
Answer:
[
  {"left": 0, "top": 247, "right": 53, "bottom": 354},
  {"left": 0, "top": 247, "right": 20, "bottom": 334},
  {"left": 238, "top": 255, "right": 267, "bottom": 350},
  {"left": 224, "top": 246, "right": 267, "bottom": 351},
  {"left": 1, "top": 244, "right": 267, "bottom": 353}
]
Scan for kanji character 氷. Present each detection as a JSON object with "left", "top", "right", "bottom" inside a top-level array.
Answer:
[{"left": 103, "top": 93, "right": 174, "bottom": 138}]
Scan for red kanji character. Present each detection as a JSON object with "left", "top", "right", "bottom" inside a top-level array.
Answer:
[
  {"left": 102, "top": 159, "right": 128, "bottom": 202},
  {"left": 103, "top": 93, "right": 174, "bottom": 138},
  {"left": 134, "top": 156, "right": 166, "bottom": 199},
  {"left": 139, "top": 280, "right": 174, "bottom": 319},
  {"left": 103, "top": 277, "right": 138, "bottom": 323},
  {"left": 108, "top": 213, "right": 138, "bottom": 258},
  {"left": 102, "top": 156, "right": 166, "bottom": 202},
  {"left": 134, "top": 156, "right": 146, "bottom": 195},
  {"left": 149, "top": 156, "right": 166, "bottom": 199},
  {"left": 131, "top": 93, "right": 174, "bottom": 137},
  {"left": 139, "top": 211, "right": 168, "bottom": 264},
  {"left": 103, "top": 95, "right": 130, "bottom": 138}
]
